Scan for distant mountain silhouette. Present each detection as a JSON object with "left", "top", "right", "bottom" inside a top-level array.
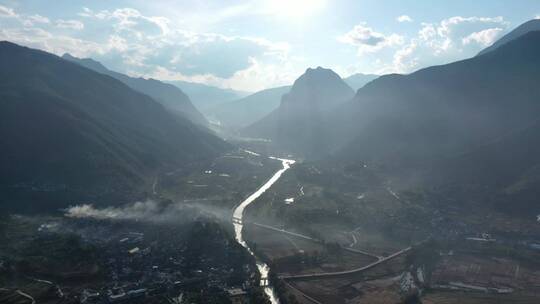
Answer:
[
  {"left": 478, "top": 19, "right": 540, "bottom": 55},
  {"left": 0, "top": 41, "right": 229, "bottom": 212},
  {"left": 167, "top": 80, "right": 250, "bottom": 113},
  {"left": 323, "top": 31, "right": 540, "bottom": 215},
  {"left": 62, "top": 54, "right": 207, "bottom": 126},
  {"left": 344, "top": 73, "right": 379, "bottom": 91},
  {"left": 63, "top": 53, "right": 249, "bottom": 117},
  {"left": 335, "top": 31, "right": 540, "bottom": 169},
  {"left": 245, "top": 67, "right": 354, "bottom": 156},
  {"left": 207, "top": 73, "right": 375, "bottom": 130},
  {"left": 209, "top": 85, "right": 291, "bottom": 129}
]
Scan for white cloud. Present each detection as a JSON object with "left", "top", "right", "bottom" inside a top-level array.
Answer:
[
  {"left": 0, "top": 27, "right": 108, "bottom": 58},
  {"left": 79, "top": 7, "right": 169, "bottom": 37},
  {"left": 148, "top": 56, "right": 300, "bottom": 92},
  {"left": 462, "top": 28, "right": 503, "bottom": 46},
  {"left": 214, "top": 57, "right": 299, "bottom": 91},
  {"left": 0, "top": 5, "right": 51, "bottom": 27},
  {"left": 418, "top": 22, "right": 436, "bottom": 40},
  {"left": 420, "top": 16, "right": 507, "bottom": 54},
  {"left": 0, "top": 5, "right": 292, "bottom": 91},
  {"left": 437, "top": 16, "right": 506, "bottom": 36},
  {"left": 56, "top": 19, "right": 84, "bottom": 30},
  {"left": 360, "top": 16, "right": 508, "bottom": 74},
  {"left": 338, "top": 23, "right": 404, "bottom": 54},
  {"left": 392, "top": 42, "right": 418, "bottom": 72},
  {"left": 397, "top": 15, "right": 413, "bottom": 23},
  {"left": 70, "top": 7, "right": 294, "bottom": 89},
  {"left": 28, "top": 14, "right": 50, "bottom": 24},
  {"left": 340, "top": 16, "right": 507, "bottom": 74},
  {"left": 28, "top": 15, "right": 51, "bottom": 23},
  {"left": 535, "top": 15, "right": 540, "bottom": 20},
  {"left": 2, "top": 4, "right": 296, "bottom": 91},
  {"left": 134, "top": 31, "right": 293, "bottom": 89},
  {"left": 22, "top": 14, "right": 51, "bottom": 27},
  {"left": 0, "top": 5, "right": 17, "bottom": 18}
]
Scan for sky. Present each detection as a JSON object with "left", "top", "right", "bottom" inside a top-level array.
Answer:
[{"left": 0, "top": 0, "right": 539, "bottom": 92}]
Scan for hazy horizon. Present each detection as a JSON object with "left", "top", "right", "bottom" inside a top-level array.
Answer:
[{"left": 1, "top": 0, "right": 539, "bottom": 91}]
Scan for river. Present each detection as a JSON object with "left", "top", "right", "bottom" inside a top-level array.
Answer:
[{"left": 232, "top": 156, "right": 295, "bottom": 304}]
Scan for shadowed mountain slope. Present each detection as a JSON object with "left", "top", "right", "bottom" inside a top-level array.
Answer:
[
  {"left": 335, "top": 31, "right": 540, "bottom": 169},
  {"left": 0, "top": 41, "right": 230, "bottom": 212},
  {"left": 244, "top": 67, "right": 354, "bottom": 157},
  {"left": 209, "top": 85, "right": 291, "bottom": 129},
  {"left": 62, "top": 53, "right": 207, "bottom": 126},
  {"left": 167, "top": 79, "right": 250, "bottom": 113}
]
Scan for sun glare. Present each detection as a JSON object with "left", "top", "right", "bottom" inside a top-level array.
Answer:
[{"left": 264, "top": 0, "right": 326, "bottom": 20}]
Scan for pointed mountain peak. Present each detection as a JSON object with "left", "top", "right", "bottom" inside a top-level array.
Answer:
[
  {"left": 293, "top": 66, "right": 349, "bottom": 91},
  {"left": 61, "top": 53, "right": 77, "bottom": 60},
  {"left": 302, "top": 66, "right": 342, "bottom": 80},
  {"left": 281, "top": 66, "right": 354, "bottom": 110},
  {"left": 306, "top": 66, "right": 327, "bottom": 72}
]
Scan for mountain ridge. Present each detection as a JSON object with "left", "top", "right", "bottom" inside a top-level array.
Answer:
[
  {"left": 167, "top": 79, "right": 250, "bottom": 113},
  {"left": 343, "top": 73, "right": 379, "bottom": 91},
  {"left": 335, "top": 30, "right": 540, "bottom": 164},
  {"left": 0, "top": 41, "right": 229, "bottom": 212},
  {"left": 62, "top": 53, "right": 208, "bottom": 126},
  {"left": 478, "top": 19, "right": 540, "bottom": 56},
  {"left": 209, "top": 85, "right": 291, "bottom": 129}
]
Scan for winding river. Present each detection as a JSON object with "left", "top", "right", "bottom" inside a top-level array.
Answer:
[{"left": 232, "top": 155, "right": 295, "bottom": 304}]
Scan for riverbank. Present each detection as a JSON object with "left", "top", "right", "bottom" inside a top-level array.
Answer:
[{"left": 232, "top": 156, "right": 295, "bottom": 304}]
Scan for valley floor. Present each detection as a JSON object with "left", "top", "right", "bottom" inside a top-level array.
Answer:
[
  {"left": 236, "top": 147, "right": 540, "bottom": 304},
  {"left": 2, "top": 145, "right": 540, "bottom": 304}
]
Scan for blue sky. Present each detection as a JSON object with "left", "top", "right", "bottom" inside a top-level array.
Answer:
[{"left": 0, "top": 0, "right": 539, "bottom": 91}]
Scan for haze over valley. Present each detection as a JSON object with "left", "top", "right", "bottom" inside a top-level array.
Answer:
[{"left": 2, "top": 1, "right": 540, "bottom": 304}]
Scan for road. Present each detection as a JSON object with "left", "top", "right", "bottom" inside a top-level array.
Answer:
[
  {"left": 251, "top": 222, "right": 318, "bottom": 242},
  {"left": 15, "top": 290, "right": 35, "bottom": 304},
  {"left": 279, "top": 245, "right": 412, "bottom": 280},
  {"left": 250, "top": 222, "right": 381, "bottom": 260},
  {"left": 283, "top": 281, "right": 324, "bottom": 304}
]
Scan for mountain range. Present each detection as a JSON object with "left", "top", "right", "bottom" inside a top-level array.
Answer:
[
  {"left": 239, "top": 21, "right": 540, "bottom": 216},
  {"left": 62, "top": 54, "right": 207, "bottom": 126},
  {"left": 245, "top": 24, "right": 540, "bottom": 166},
  {"left": 167, "top": 79, "right": 250, "bottom": 113},
  {"left": 205, "top": 72, "right": 377, "bottom": 130},
  {"left": 3, "top": 19, "right": 540, "bottom": 217},
  {"left": 0, "top": 41, "right": 229, "bottom": 212},
  {"left": 63, "top": 54, "right": 253, "bottom": 124},
  {"left": 208, "top": 85, "right": 292, "bottom": 129},
  {"left": 343, "top": 73, "right": 379, "bottom": 91},
  {"left": 335, "top": 30, "right": 540, "bottom": 170},
  {"left": 327, "top": 27, "right": 540, "bottom": 215}
]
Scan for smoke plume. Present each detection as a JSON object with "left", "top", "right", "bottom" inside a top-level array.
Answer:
[{"left": 64, "top": 200, "right": 231, "bottom": 223}]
